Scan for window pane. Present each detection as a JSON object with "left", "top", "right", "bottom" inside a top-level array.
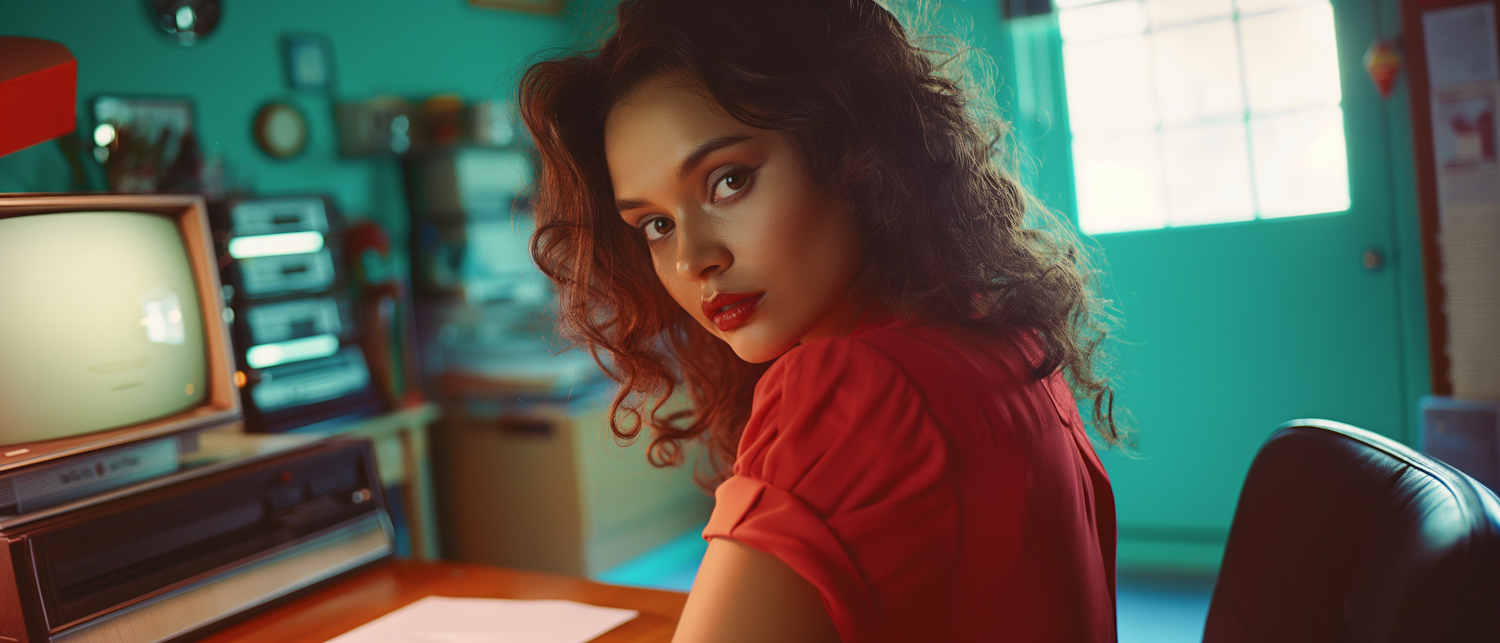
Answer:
[
  {"left": 1161, "top": 123, "right": 1255, "bottom": 225},
  {"left": 1073, "top": 134, "right": 1168, "bottom": 233},
  {"left": 1063, "top": 36, "right": 1157, "bottom": 135},
  {"left": 1145, "top": 0, "right": 1232, "bottom": 28},
  {"left": 1059, "top": 1, "right": 1148, "bottom": 42},
  {"left": 1153, "top": 20, "right": 1244, "bottom": 125},
  {"left": 1240, "top": 4, "right": 1342, "bottom": 112},
  {"left": 1057, "top": 0, "right": 1350, "bottom": 232},
  {"left": 1250, "top": 106, "right": 1350, "bottom": 217}
]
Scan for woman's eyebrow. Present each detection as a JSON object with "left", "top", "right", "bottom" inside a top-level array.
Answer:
[
  {"left": 677, "top": 134, "right": 752, "bottom": 179},
  {"left": 617, "top": 134, "right": 754, "bottom": 214},
  {"left": 617, "top": 197, "right": 651, "bottom": 214}
]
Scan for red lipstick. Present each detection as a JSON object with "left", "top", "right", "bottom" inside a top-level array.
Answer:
[{"left": 702, "top": 292, "right": 763, "bottom": 332}]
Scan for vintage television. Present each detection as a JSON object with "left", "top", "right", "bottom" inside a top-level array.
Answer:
[
  {"left": 0, "top": 193, "right": 241, "bottom": 514},
  {"left": 0, "top": 194, "right": 394, "bottom": 642}
]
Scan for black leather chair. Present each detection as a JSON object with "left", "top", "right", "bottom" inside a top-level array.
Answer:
[{"left": 1203, "top": 419, "right": 1500, "bottom": 643}]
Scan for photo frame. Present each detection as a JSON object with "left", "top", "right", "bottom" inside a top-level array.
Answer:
[
  {"left": 282, "top": 34, "right": 335, "bottom": 91},
  {"left": 465, "top": 0, "right": 564, "bottom": 16},
  {"left": 90, "top": 95, "right": 199, "bottom": 192},
  {"left": 1434, "top": 93, "right": 1497, "bottom": 170}
]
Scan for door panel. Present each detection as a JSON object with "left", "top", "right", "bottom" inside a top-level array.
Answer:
[
  {"left": 989, "top": 0, "right": 1413, "bottom": 571},
  {"left": 1099, "top": 214, "right": 1403, "bottom": 539}
]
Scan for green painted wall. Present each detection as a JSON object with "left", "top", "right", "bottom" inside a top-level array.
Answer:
[
  {"left": 964, "top": 0, "right": 1431, "bottom": 573},
  {"left": 977, "top": 0, "right": 1428, "bottom": 440},
  {"left": 3, "top": 0, "right": 1431, "bottom": 575},
  {"left": 941, "top": 0, "right": 1428, "bottom": 429},
  {"left": 425, "top": 0, "right": 1434, "bottom": 573},
  {"left": 1, "top": 0, "right": 570, "bottom": 259},
  {"left": 805, "top": 0, "right": 1432, "bottom": 572}
]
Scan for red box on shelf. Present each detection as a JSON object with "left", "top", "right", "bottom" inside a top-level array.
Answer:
[{"left": 0, "top": 37, "right": 77, "bottom": 157}]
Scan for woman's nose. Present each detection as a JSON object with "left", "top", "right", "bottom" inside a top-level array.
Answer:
[{"left": 673, "top": 213, "right": 731, "bottom": 282}]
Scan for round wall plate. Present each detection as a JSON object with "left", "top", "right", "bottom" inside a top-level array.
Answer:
[{"left": 254, "top": 102, "right": 308, "bottom": 159}]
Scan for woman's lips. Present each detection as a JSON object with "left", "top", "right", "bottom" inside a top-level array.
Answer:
[{"left": 702, "top": 292, "right": 764, "bottom": 332}]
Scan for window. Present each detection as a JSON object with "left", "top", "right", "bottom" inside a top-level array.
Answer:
[{"left": 1058, "top": 0, "right": 1350, "bottom": 234}]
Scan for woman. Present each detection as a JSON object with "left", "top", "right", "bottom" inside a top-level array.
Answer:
[{"left": 520, "top": 1, "right": 1123, "bottom": 640}]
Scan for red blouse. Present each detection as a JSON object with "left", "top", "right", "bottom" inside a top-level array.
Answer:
[{"left": 702, "top": 316, "right": 1117, "bottom": 642}]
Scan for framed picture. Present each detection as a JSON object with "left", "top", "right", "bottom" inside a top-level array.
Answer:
[
  {"left": 282, "top": 34, "right": 335, "bottom": 91},
  {"left": 466, "top": 0, "right": 564, "bottom": 16},
  {"left": 1434, "top": 93, "right": 1497, "bottom": 170},
  {"left": 90, "top": 95, "right": 199, "bottom": 192}
]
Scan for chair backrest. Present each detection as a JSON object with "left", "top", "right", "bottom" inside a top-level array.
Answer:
[{"left": 1204, "top": 419, "right": 1500, "bottom": 643}]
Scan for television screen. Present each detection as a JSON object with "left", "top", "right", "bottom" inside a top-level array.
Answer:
[{"left": 0, "top": 211, "right": 207, "bottom": 445}]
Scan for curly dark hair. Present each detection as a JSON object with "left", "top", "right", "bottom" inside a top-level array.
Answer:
[{"left": 519, "top": 0, "right": 1123, "bottom": 488}]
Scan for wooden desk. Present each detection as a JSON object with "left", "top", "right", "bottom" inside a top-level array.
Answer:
[{"left": 198, "top": 560, "right": 687, "bottom": 643}]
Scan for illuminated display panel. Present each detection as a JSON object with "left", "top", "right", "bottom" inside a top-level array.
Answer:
[{"left": 0, "top": 212, "right": 208, "bottom": 443}]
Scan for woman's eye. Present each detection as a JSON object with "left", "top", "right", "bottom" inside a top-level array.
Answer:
[
  {"left": 711, "top": 168, "right": 753, "bottom": 203},
  {"left": 641, "top": 216, "right": 674, "bottom": 241}
]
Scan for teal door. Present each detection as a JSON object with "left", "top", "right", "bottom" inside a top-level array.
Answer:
[{"left": 986, "top": 0, "right": 1423, "bottom": 571}]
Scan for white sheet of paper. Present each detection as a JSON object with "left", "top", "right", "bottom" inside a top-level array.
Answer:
[
  {"left": 324, "top": 596, "right": 639, "bottom": 643},
  {"left": 1423, "top": 3, "right": 1500, "bottom": 88}
]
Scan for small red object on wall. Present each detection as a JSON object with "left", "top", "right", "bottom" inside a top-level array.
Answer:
[
  {"left": 1364, "top": 40, "right": 1402, "bottom": 98},
  {"left": 0, "top": 37, "right": 77, "bottom": 157},
  {"left": 346, "top": 220, "right": 427, "bottom": 407}
]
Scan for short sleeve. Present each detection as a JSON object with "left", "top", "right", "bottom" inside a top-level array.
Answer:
[{"left": 702, "top": 337, "right": 959, "bottom": 643}]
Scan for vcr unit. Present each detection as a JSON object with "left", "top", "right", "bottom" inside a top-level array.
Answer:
[{"left": 0, "top": 439, "right": 394, "bottom": 643}]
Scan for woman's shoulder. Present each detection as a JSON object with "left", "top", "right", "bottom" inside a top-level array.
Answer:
[
  {"left": 768, "top": 317, "right": 1032, "bottom": 391},
  {"left": 768, "top": 325, "right": 910, "bottom": 382},
  {"left": 739, "top": 322, "right": 953, "bottom": 477},
  {"left": 716, "top": 329, "right": 966, "bottom": 643},
  {"left": 755, "top": 320, "right": 938, "bottom": 414},
  {"left": 732, "top": 327, "right": 957, "bottom": 545},
  {"left": 754, "top": 327, "right": 923, "bottom": 422}
]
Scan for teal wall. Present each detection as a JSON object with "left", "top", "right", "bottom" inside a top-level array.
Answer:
[
  {"left": 1373, "top": 0, "right": 1433, "bottom": 440},
  {"left": 956, "top": 0, "right": 1431, "bottom": 572},
  {"left": 3, "top": 0, "right": 1432, "bottom": 574},
  {"left": 816, "top": 0, "right": 1431, "bottom": 572},
  {"left": 2, "top": 0, "right": 572, "bottom": 260},
  {"left": 973, "top": 0, "right": 1429, "bottom": 438}
]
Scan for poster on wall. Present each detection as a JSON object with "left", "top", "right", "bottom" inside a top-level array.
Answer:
[
  {"left": 1423, "top": 2, "right": 1500, "bottom": 401},
  {"left": 283, "top": 34, "right": 335, "bottom": 91},
  {"left": 1422, "top": 2, "right": 1500, "bottom": 88},
  {"left": 91, "top": 95, "right": 199, "bottom": 193},
  {"left": 1434, "top": 94, "right": 1497, "bottom": 169}
]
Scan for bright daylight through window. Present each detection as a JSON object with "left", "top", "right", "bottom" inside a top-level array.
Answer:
[{"left": 1059, "top": 0, "right": 1351, "bottom": 234}]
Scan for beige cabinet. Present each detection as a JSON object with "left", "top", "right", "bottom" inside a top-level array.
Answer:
[{"left": 434, "top": 383, "right": 712, "bottom": 577}]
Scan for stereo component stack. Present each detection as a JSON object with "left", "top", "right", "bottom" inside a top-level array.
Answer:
[{"left": 211, "top": 196, "right": 383, "bottom": 432}]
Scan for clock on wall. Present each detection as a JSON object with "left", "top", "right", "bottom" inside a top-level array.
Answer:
[{"left": 253, "top": 102, "right": 308, "bottom": 160}]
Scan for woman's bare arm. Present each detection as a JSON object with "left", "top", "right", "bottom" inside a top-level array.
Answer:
[{"left": 671, "top": 538, "right": 841, "bottom": 643}]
